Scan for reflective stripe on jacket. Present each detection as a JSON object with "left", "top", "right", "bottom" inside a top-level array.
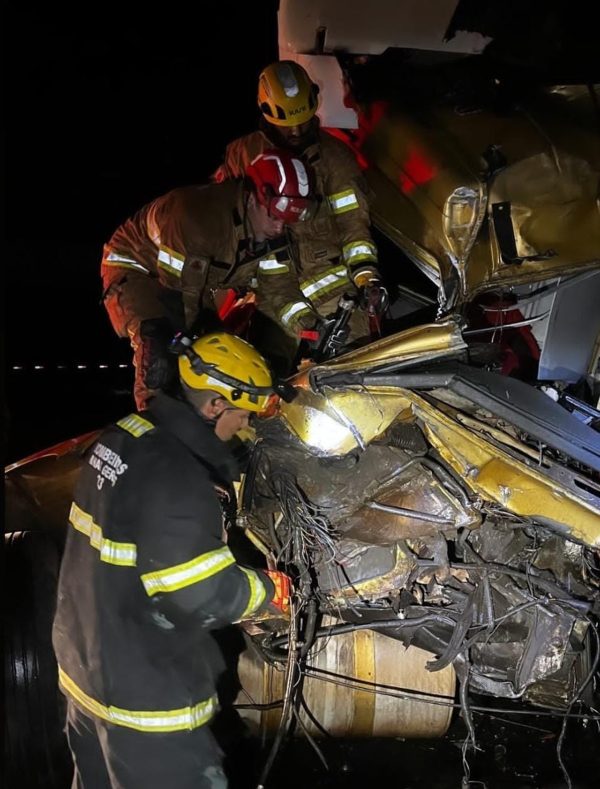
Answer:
[
  {"left": 214, "top": 128, "right": 380, "bottom": 332},
  {"left": 52, "top": 393, "right": 273, "bottom": 730},
  {"left": 100, "top": 180, "right": 262, "bottom": 336},
  {"left": 58, "top": 668, "right": 218, "bottom": 733}
]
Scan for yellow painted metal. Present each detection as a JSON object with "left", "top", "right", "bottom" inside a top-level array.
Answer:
[
  {"left": 236, "top": 627, "right": 456, "bottom": 738},
  {"left": 279, "top": 385, "right": 412, "bottom": 455},
  {"left": 453, "top": 412, "right": 540, "bottom": 461},
  {"left": 309, "top": 319, "right": 466, "bottom": 374},
  {"left": 403, "top": 391, "right": 600, "bottom": 547},
  {"left": 364, "top": 90, "right": 600, "bottom": 303},
  {"left": 279, "top": 320, "right": 465, "bottom": 454},
  {"left": 350, "top": 629, "right": 377, "bottom": 736}
]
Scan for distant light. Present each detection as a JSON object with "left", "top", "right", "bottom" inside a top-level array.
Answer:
[{"left": 11, "top": 362, "right": 131, "bottom": 371}]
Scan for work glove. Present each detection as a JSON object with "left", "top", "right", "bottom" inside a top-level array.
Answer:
[
  {"left": 139, "top": 317, "right": 178, "bottom": 390},
  {"left": 263, "top": 569, "right": 292, "bottom": 616},
  {"left": 359, "top": 280, "right": 389, "bottom": 317}
]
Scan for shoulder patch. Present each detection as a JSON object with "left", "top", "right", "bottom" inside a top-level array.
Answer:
[{"left": 116, "top": 414, "right": 155, "bottom": 438}]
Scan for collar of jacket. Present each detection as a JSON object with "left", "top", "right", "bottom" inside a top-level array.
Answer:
[
  {"left": 146, "top": 392, "right": 240, "bottom": 485},
  {"left": 259, "top": 117, "right": 321, "bottom": 161}
]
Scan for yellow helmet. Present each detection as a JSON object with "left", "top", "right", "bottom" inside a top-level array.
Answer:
[
  {"left": 178, "top": 333, "right": 274, "bottom": 413},
  {"left": 258, "top": 61, "right": 319, "bottom": 127}
]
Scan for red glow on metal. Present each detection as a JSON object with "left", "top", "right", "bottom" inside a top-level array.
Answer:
[
  {"left": 398, "top": 147, "right": 438, "bottom": 194},
  {"left": 5, "top": 431, "right": 100, "bottom": 473},
  {"left": 467, "top": 295, "right": 541, "bottom": 379},
  {"left": 323, "top": 100, "right": 389, "bottom": 170}
]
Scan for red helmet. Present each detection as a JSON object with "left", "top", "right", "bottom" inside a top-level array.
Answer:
[{"left": 245, "top": 148, "right": 315, "bottom": 224}]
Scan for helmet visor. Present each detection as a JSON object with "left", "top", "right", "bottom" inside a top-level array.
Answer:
[{"left": 268, "top": 195, "right": 315, "bottom": 224}]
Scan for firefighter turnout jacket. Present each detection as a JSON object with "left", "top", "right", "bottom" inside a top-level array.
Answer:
[
  {"left": 52, "top": 392, "right": 275, "bottom": 735},
  {"left": 101, "top": 179, "right": 290, "bottom": 407},
  {"left": 101, "top": 180, "right": 262, "bottom": 337},
  {"left": 214, "top": 129, "right": 381, "bottom": 336}
]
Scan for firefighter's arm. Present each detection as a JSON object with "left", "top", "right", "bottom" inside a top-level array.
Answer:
[
  {"left": 211, "top": 137, "right": 248, "bottom": 182},
  {"left": 255, "top": 253, "right": 319, "bottom": 338},
  {"left": 103, "top": 264, "right": 183, "bottom": 390},
  {"left": 102, "top": 192, "right": 193, "bottom": 347},
  {"left": 136, "top": 473, "right": 281, "bottom": 627},
  {"left": 102, "top": 264, "right": 168, "bottom": 332},
  {"left": 322, "top": 137, "right": 381, "bottom": 289}
]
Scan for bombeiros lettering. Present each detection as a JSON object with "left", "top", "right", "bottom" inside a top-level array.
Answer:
[{"left": 88, "top": 442, "right": 128, "bottom": 489}]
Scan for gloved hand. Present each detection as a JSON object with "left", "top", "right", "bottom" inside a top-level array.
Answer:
[
  {"left": 139, "top": 317, "right": 178, "bottom": 390},
  {"left": 360, "top": 281, "right": 389, "bottom": 317},
  {"left": 263, "top": 569, "right": 292, "bottom": 615}
]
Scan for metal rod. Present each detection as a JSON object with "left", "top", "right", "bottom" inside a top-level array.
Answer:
[
  {"left": 367, "top": 500, "right": 455, "bottom": 525},
  {"left": 463, "top": 311, "right": 550, "bottom": 334}
]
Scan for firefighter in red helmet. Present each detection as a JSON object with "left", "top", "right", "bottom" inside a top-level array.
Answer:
[
  {"left": 214, "top": 60, "right": 388, "bottom": 351},
  {"left": 100, "top": 148, "right": 315, "bottom": 410}
]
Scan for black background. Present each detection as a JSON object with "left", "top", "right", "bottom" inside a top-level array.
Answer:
[
  {"left": 5, "top": 2, "right": 279, "bottom": 461},
  {"left": 5, "top": 0, "right": 600, "bottom": 462},
  {"left": 4, "top": 4, "right": 600, "bottom": 787}
]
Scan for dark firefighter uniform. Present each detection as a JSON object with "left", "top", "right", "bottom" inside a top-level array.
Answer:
[
  {"left": 214, "top": 128, "right": 381, "bottom": 341},
  {"left": 101, "top": 179, "right": 293, "bottom": 408},
  {"left": 52, "top": 392, "right": 275, "bottom": 788}
]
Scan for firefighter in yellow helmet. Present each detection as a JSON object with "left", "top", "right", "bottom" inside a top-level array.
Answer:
[
  {"left": 213, "top": 61, "right": 388, "bottom": 358},
  {"left": 52, "top": 332, "right": 291, "bottom": 788}
]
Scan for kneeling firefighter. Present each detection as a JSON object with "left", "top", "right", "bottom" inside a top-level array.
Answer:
[{"left": 52, "top": 333, "right": 291, "bottom": 789}]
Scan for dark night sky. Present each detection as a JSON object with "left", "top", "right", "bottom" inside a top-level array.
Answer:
[
  {"left": 5, "top": 0, "right": 597, "bottom": 365},
  {"left": 6, "top": 1, "right": 279, "bottom": 350},
  {"left": 4, "top": 0, "right": 598, "bottom": 461},
  {"left": 4, "top": 9, "right": 600, "bottom": 789},
  {"left": 5, "top": 2, "right": 279, "bottom": 459}
]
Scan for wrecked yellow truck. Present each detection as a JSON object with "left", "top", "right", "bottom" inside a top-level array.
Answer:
[
  {"left": 6, "top": 319, "right": 600, "bottom": 785},
  {"left": 5, "top": 9, "right": 600, "bottom": 779}
]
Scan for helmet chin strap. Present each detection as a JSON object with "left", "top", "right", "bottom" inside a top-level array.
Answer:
[
  {"left": 198, "top": 398, "right": 230, "bottom": 432},
  {"left": 242, "top": 188, "right": 255, "bottom": 244},
  {"left": 180, "top": 379, "right": 226, "bottom": 430},
  {"left": 202, "top": 412, "right": 219, "bottom": 429}
]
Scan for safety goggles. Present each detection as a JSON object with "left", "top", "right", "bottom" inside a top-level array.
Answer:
[{"left": 267, "top": 195, "right": 315, "bottom": 224}]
